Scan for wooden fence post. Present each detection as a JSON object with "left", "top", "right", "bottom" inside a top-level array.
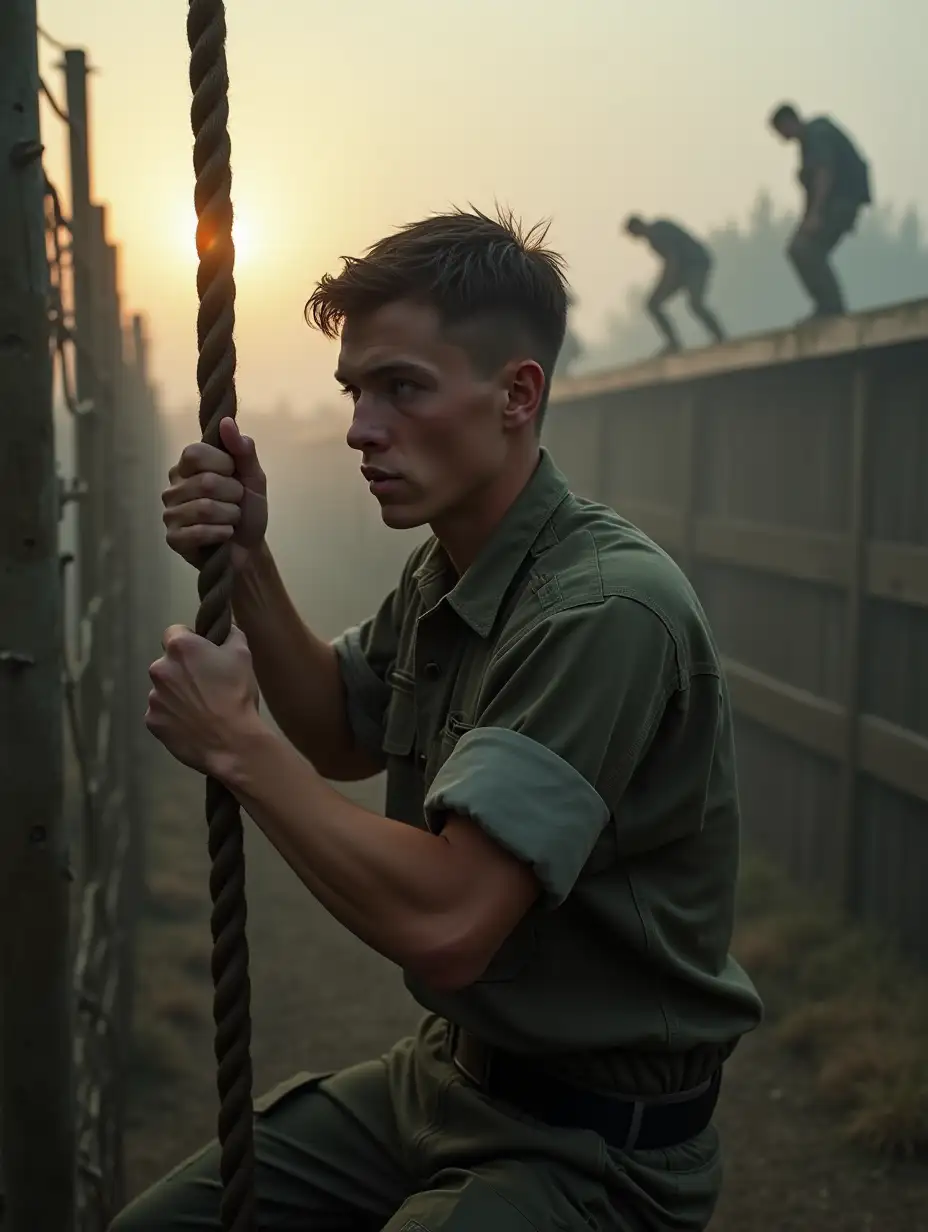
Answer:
[
  {"left": 64, "top": 47, "right": 104, "bottom": 885},
  {"left": 0, "top": 4, "right": 76, "bottom": 1229},
  {"left": 678, "top": 388, "right": 699, "bottom": 584},
  {"left": 100, "top": 214, "right": 132, "bottom": 1215},
  {"left": 838, "top": 360, "right": 871, "bottom": 911}
]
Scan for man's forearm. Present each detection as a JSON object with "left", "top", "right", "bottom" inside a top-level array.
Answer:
[
  {"left": 232, "top": 542, "right": 375, "bottom": 780},
  {"left": 211, "top": 717, "right": 469, "bottom": 986},
  {"left": 805, "top": 167, "right": 833, "bottom": 219}
]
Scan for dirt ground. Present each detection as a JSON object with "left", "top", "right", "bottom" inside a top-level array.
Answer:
[{"left": 124, "top": 756, "right": 928, "bottom": 1230}]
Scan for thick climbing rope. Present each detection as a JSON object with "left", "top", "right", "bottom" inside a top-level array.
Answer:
[{"left": 186, "top": 2, "right": 257, "bottom": 1228}]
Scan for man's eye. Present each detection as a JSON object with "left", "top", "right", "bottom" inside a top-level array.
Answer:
[{"left": 390, "top": 379, "right": 417, "bottom": 398}]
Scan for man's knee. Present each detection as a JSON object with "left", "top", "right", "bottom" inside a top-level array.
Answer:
[
  {"left": 106, "top": 1144, "right": 221, "bottom": 1232},
  {"left": 107, "top": 1199, "right": 154, "bottom": 1232},
  {"left": 787, "top": 231, "right": 816, "bottom": 268},
  {"left": 107, "top": 1181, "right": 196, "bottom": 1232}
]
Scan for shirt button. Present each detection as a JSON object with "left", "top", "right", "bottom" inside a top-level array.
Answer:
[
  {"left": 424, "top": 661, "right": 442, "bottom": 681},
  {"left": 417, "top": 750, "right": 427, "bottom": 769}
]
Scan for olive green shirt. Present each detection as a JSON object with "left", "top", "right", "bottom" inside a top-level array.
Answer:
[
  {"left": 333, "top": 450, "right": 762, "bottom": 1077},
  {"left": 800, "top": 115, "right": 871, "bottom": 208},
  {"left": 645, "top": 220, "right": 709, "bottom": 269}
]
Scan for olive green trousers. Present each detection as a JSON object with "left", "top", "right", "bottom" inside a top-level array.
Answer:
[{"left": 110, "top": 1015, "right": 722, "bottom": 1231}]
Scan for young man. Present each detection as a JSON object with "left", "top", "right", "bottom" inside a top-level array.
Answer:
[
  {"left": 623, "top": 215, "right": 726, "bottom": 354},
  {"left": 115, "top": 208, "right": 762, "bottom": 1231},
  {"left": 769, "top": 102, "right": 872, "bottom": 319}
]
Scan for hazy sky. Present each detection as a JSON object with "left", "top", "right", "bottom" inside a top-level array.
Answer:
[{"left": 36, "top": 0, "right": 927, "bottom": 414}]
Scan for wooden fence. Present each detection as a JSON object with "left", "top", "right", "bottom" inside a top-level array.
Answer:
[
  {"left": 547, "top": 299, "right": 928, "bottom": 963},
  {"left": 55, "top": 49, "right": 169, "bottom": 1232},
  {"left": 0, "top": 23, "right": 168, "bottom": 1232}
]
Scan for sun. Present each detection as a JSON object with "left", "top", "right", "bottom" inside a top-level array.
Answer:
[{"left": 182, "top": 204, "right": 258, "bottom": 269}]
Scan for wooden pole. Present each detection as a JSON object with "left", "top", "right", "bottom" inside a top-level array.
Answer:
[
  {"left": 100, "top": 220, "right": 132, "bottom": 1216},
  {"left": 64, "top": 47, "right": 103, "bottom": 885},
  {"left": 0, "top": 3, "right": 76, "bottom": 1229},
  {"left": 129, "top": 315, "right": 155, "bottom": 899},
  {"left": 838, "top": 361, "right": 871, "bottom": 911}
]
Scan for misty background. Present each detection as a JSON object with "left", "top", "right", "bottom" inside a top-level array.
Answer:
[
  {"left": 54, "top": 190, "right": 924, "bottom": 645},
  {"left": 36, "top": 0, "right": 928, "bottom": 416},
  {"left": 158, "top": 193, "right": 928, "bottom": 426},
  {"left": 569, "top": 192, "right": 928, "bottom": 372}
]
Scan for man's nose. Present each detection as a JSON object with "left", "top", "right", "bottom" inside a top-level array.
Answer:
[{"left": 346, "top": 396, "right": 390, "bottom": 453}]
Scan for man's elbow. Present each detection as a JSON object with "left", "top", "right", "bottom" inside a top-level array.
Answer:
[
  {"left": 403, "top": 918, "right": 497, "bottom": 993},
  {"left": 297, "top": 735, "right": 385, "bottom": 783},
  {"left": 411, "top": 947, "right": 488, "bottom": 994},
  {"left": 314, "top": 748, "right": 384, "bottom": 783},
  {"left": 399, "top": 832, "right": 542, "bottom": 991}
]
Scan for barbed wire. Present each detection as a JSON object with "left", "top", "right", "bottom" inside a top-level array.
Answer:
[
  {"left": 37, "top": 23, "right": 70, "bottom": 52},
  {"left": 37, "top": 24, "right": 98, "bottom": 77},
  {"left": 39, "top": 76, "right": 72, "bottom": 127}
]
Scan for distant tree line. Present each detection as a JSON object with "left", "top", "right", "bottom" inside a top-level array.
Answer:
[{"left": 565, "top": 191, "right": 928, "bottom": 375}]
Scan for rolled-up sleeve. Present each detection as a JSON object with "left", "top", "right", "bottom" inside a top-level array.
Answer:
[
  {"left": 425, "top": 727, "right": 609, "bottom": 904},
  {"left": 424, "top": 595, "right": 679, "bottom": 905}
]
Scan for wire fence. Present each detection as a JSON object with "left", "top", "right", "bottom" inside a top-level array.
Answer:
[{"left": 1, "top": 27, "right": 168, "bottom": 1229}]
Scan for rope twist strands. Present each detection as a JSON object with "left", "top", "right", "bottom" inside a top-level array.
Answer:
[{"left": 186, "top": 2, "right": 257, "bottom": 1228}]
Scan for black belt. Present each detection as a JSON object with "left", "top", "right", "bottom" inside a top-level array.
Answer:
[{"left": 452, "top": 1029, "right": 721, "bottom": 1152}]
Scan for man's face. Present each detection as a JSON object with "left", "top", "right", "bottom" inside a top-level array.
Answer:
[
  {"left": 773, "top": 116, "right": 800, "bottom": 142},
  {"left": 337, "top": 300, "right": 529, "bottom": 531}
]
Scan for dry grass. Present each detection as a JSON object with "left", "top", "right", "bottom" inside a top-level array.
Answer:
[
  {"left": 126, "top": 753, "right": 214, "bottom": 1126},
  {"left": 734, "top": 853, "right": 928, "bottom": 1159}
]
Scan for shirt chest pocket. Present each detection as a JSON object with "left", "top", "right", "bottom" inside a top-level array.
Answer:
[
  {"left": 382, "top": 670, "right": 474, "bottom": 778},
  {"left": 382, "top": 669, "right": 417, "bottom": 759}
]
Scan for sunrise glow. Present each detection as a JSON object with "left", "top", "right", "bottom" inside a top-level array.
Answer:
[{"left": 182, "top": 206, "right": 258, "bottom": 270}]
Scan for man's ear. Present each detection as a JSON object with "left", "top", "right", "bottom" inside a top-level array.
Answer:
[{"left": 501, "top": 358, "right": 546, "bottom": 432}]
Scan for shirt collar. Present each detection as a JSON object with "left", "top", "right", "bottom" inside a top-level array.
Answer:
[{"left": 413, "top": 448, "right": 571, "bottom": 637}]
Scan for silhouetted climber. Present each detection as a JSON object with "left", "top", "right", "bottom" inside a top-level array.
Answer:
[
  {"left": 769, "top": 102, "right": 872, "bottom": 320},
  {"left": 623, "top": 215, "right": 726, "bottom": 355}
]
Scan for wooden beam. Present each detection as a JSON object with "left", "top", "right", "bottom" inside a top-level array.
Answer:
[
  {"left": 719, "top": 655, "right": 928, "bottom": 810},
  {"left": 620, "top": 501, "right": 928, "bottom": 610},
  {"left": 551, "top": 298, "right": 928, "bottom": 402},
  {"left": 867, "top": 541, "right": 928, "bottom": 608},
  {"left": 696, "top": 517, "right": 849, "bottom": 587},
  {"left": 859, "top": 716, "right": 928, "bottom": 806},
  {"left": 721, "top": 656, "right": 846, "bottom": 761}
]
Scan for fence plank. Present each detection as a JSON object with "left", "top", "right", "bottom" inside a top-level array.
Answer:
[{"left": 549, "top": 307, "right": 928, "bottom": 961}]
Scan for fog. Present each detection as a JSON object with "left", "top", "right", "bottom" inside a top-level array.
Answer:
[{"left": 160, "top": 412, "right": 428, "bottom": 647}]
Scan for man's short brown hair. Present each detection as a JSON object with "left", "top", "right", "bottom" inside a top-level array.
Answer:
[
  {"left": 305, "top": 206, "right": 570, "bottom": 419},
  {"left": 770, "top": 102, "right": 799, "bottom": 130}
]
